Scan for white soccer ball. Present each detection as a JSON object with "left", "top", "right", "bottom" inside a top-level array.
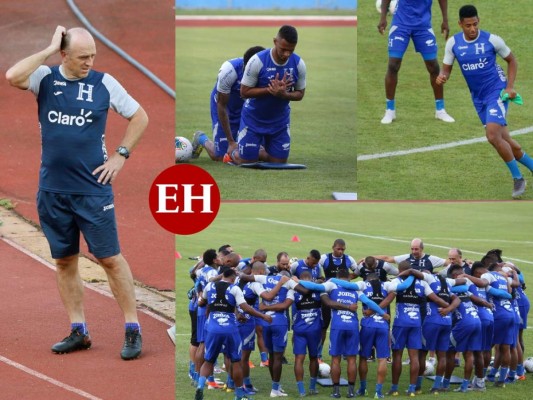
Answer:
[
  {"left": 319, "top": 362, "right": 331, "bottom": 378},
  {"left": 525, "top": 357, "right": 533, "bottom": 373},
  {"left": 424, "top": 360, "right": 435, "bottom": 376},
  {"left": 376, "top": 0, "right": 398, "bottom": 15},
  {"left": 175, "top": 136, "right": 193, "bottom": 163}
]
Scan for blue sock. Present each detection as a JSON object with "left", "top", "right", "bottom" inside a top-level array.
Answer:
[
  {"left": 272, "top": 381, "right": 280, "bottom": 391},
  {"left": 197, "top": 376, "right": 207, "bottom": 390},
  {"left": 499, "top": 367, "right": 509, "bottom": 382},
  {"left": 461, "top": 379, "right": 469, "bottom": 391},
  {"left": 310, "top": 377, "right": 317, "bottom": 390},
  {"left": 235, "top": 387, "right": 245, "bottom": 399},
  {"left": 198, "top": 133, "right": 209, "bottom": 146},
  {"left": 432, "top": 375, "right": 443, "bottom": 389},
  {"left": 483, "top": 367, "right": 487, "bottom": 377},
  {"left": 391, "top": 383, "right": 398, "bottom": 392},
  {"left": 376, "top": 383, "right": 383, "bottom": 395},
  {"left": 408, "top": 384, "right": 416, "bottom": 393},
  {"left": 297, "top": 381, "right": 305, "bottom": 394},
  {"left": 508, "top": 369, "right": 516, "bottom": 379},
  {"left": 517, "top": 364, "right": 525, "bottom": 376},
  {"left": 386, "top": 99, "right": 395, "bottom": 111},
  {"left": 244, "top": 376, "right": 252, "bottom": 386},
  {"left": 506, "top": 159, "right": 522, "bottom": 179},
  {"left": 518, "top": 152, "right": 533, "bottom": 171},
  {"left": 192, "top": 371, "right": 198, "bottom": 383},
  {"left": 189, "top": 361, "right": 195, "bottom": 377},
  {"left": 227, "top": 376, "right": 234, "bottom": 388},
  {"left": 207, "top": 375, "right": 214, "bottom": 383},
  {"left": 71, "top": 322, "right": 88, "bottom": 334},
  {"left": 435, "top": 99, "right": 445, "bottom": 111},
  {"left": 260, "top": 352, "right": 268, "bottom": 362},
  {"left": 489, "top": 366, "right": 498, "bottom": 376},
  {"left": 125, "top": 322, "right": 141, "bottom": 333},
  {"left": 360, "top": 380, "right": 367, "bottom": 392},
  {"left": 416, "top": 376, "right": 424, "bottom": 388},
  {"left": 442, "top": 378, "right": 450, "bottom": 388}
]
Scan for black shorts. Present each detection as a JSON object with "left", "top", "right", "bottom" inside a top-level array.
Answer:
[
  {"left": 321, "top": 303, "right": 332, "bottom": 329},
  {"left": 190, "top": 309, "right": 199, "bottom": 347}
]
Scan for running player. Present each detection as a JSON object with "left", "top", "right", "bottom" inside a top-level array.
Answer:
[
  {"left": 191, "top": 46, "right": 265, "bottom": 161},
  {"left": 377, "top": 0, "right": 455, "bottom": 124},
  {"left": 436, "top": 4, "right": 533, "bottom": 198}
]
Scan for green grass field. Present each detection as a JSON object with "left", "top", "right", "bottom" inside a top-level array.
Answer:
[
  {"left": 176, "top": 201, "right": 533, "bottom": 399},
  {"left": 357, "top": 1, "right": 533, "bottom": 200},
  {"left": 176, "top": 21, "right": 356, "bottom": 200}
]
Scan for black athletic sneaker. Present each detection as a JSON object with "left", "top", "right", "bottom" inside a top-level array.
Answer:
[
  {"left": 194, "top": 388, "right": 204, "bottom": 400},
  {"left": 51, "top": 327, "right": 92, "bottom": 354},
  {"left": 120, "top": 327, "right": 142, "bottom": 360}
]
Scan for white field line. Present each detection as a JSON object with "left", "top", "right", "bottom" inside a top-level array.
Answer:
[
  {"left": 0, "top": 237, "right": 172, "bottom": 326},
  {"left": 175, "top": 15, "right": 357, "bottom": 21},
  {"left": 256, "top": 218, "right": 533, "bottom": 265},
  {"left": 358, "top": 125, "right": 533, "bottom": 161},
  {"left": 0, "top": 355, "right": 102, "bottom": 400}
]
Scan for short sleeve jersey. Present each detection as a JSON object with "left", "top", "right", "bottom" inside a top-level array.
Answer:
[
  {"left": 210, "top": 58, "right": 245, "bottom": 131},
  {"left": 240, "top": 48, "right": 306, "bottom": 134},
  {"left": 29, "top": 65, "right": 139, "bottom": 195},
  {"left": 319, "top": 253, "right": 357, "bottom": 280},
  {"left": 443, "top": 30, "right": 510, "bottom": 100},
  {"left": 394, "top": 253, "right": 446, "bottom": 273},
  {"left": 481, "top": 271, "right": 515, "bottom": 319},
  {"left": 291, "top": 259, "right": 322, "bottom": 281},
  {"left": 291, "top": 290, "right": 322, "bottom": 333},
  {"left": 203, "top": 281, "right": 245, "bottom": 333},
  {"left": 392, "top": 0, "right": 433, "bottom": 29},
  {"left": 322, "top": 281, "right": 362, "bottom": 331}
]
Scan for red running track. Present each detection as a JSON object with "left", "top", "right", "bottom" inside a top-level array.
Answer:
[{"left": 0, "top": 239, "right": 174, "bottom": 399}]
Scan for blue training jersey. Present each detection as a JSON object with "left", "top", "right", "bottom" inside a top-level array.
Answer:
[
  {"left": 360, "top": 280, "right": 390, "bottom": 329},
  {"left": 291, "top": 259, "right": 322, "bottom": 281},
  {"left": 327, "top": 283, "right": 359, "bottom": 331},
  {"left": 392, "top": 0, "right": 433, "bottom": 29},
  {"left": 210, "top": 57, "right": 245, "bottom": 135},
  {"left": 29, "top": 65, "right": 139, "bottom": 195},
  {"left": 261, "top": 275, "right": 290, "bottom": 326},
  {"left": 443, "top": 30, "right": 509, "bottom": 101},
  {"left": 204, "top": 280, "right": 243, "bottom": 333},
  {"left": 291, "top": 290, "right": 322, "bottom": 333},
  {"left": 240, "top": 48, "right": 305, "bottom": 134}
]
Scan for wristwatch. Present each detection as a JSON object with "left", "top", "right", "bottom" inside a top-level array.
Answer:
[{"left": 116, "top": 146, "right": 130, "bottom": 159}]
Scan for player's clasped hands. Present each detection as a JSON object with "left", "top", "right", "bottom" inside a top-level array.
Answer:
[{"left": 268, "top": 72, "right": 293, "bottom": 97}]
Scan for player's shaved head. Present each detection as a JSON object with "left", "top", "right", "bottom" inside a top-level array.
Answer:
[
  {"left": 225, "top": 252, "right": 241, "bottom": 268},
  {"left": 252, "top": 261, "right": 267, "bottom": 274},
  {"left": 61, "top": 27, "right": 95, "bottom": 52},
  {"left": 253, "top": 249, "right": 267, "bottom": 262}
]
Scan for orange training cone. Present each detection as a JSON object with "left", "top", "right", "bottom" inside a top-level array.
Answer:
[
  {"left": 291, "top": 235, "right": 300, "bottom": 242},
  {"left": 175, "top": 251, "right": 182, "bottom": 259}
]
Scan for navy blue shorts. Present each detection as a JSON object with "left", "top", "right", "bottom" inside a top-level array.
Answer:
[{"left": 37, "top": 191, "right": 120, "bottom": 259}]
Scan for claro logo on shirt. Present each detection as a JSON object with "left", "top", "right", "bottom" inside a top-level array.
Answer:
[{"left": 48, "top": 109, "right": 93, "bottom": 126}]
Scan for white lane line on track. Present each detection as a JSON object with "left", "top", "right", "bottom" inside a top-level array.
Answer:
[
  {"left": 256, "top": 218, "right": 533, "bottom": 265},
  {"left": 0, "top": 237, "right": 172, "bottom": 326},
  {"left": 358, "top": 125, "right": 533, "bottom": 161},
  {"left": 0, "top": 355, "right": 102, "bottom": 400}
]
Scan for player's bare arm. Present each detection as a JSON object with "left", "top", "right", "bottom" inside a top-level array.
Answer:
[
  {"left": 436, "top": 64, "right": 453, "bottom": 85},
  {"left": 377, "top": 0, "right": 390, "bottom": 34},
  {"left": 502, "top": 52, "right": 518, "bottom": 99},
  {"left": 438, "top": 0, "right": 450, "bottom": 39},
  {"left": 215, "top": 91, "right": 237, "bottom": 153},
  {"left": 6, "top": 25, "right": 66, "bottom": 89},
  {"left": 93, "top": 106, "right": 148, "bottom": 184}
]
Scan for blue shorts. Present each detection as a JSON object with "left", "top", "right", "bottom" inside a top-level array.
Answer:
[
  {"left": 197, "top": 312, "right": 207, "bottom": 343},
  {"left": 204, "top": 328, "right": 242, "bottom": 363},
  {"left": 519, "top": 303, "right": 530, "bottom": 330},
  {"left": 212, "top": 121, "right": 239, "bottom": 158},
  {"left": 237, "top": 123, "right": 290, "bottom": 162},
  {"left": 238, "top": 320, "right": 256, "bottom": 351},
  {"left": 473, "top": 89, "right": 509, "bottom": 126},
  {"left": 480, "top": 319, "right": 494, "bottom": 351},
  {"left": 391, "top": 325, "right": 422, "bottom": 350},
  {"left": 450, "top": 321, "right": 482, "bottom": 352},
  {"left": 262, "top": 324, "right": 288, "bottom": 353},
  {"left": 329, "top": 328, "right": 359, "bottom": 357},
  {"left": 422, "top": 322, "right": 451, "bottom": 352},
  {"left": 388, "top": 25, "right": 438, "bottom": 60},
  {"left": 37, "top": 191, "right": 120, "bottom": 259},
  {"left": 493, "top": 316, "right": 515, "bottom": 345},
  {"left": 293, "top": 328, "right": 322, "bottom": 357},
  {"left": 359, "top": 326, "right": 390, "bottom": 359}
]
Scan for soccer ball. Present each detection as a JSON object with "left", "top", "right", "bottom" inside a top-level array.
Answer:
[
  {"left": 318, "top": 362, "right": 331, "bottom": 378},
  {"left": 525, "top": 357, "right": 533, "bottom": 373},
  {"left": 424, "top": 360, "right": 435, "bottom": 376},
  {"left": 175, "top": 136, "right": 193, "bottom": 163},
  {"left": 376, "top": 0, "right": 398, "bottom": 15}
]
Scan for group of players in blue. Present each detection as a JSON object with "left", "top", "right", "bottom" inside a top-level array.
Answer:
[
  {"left": 188, "top": 239, "right": 529, "bottom": 400},
  {"left": 379, "top": 1, "right": 533, "bottom": 198},
  {"left": 190, "top": 25, "right": 306, "bottom": 165}
]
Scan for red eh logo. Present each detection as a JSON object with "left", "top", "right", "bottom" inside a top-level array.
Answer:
[{"left": 148, "top": 164, "right": 220, "bottom": 235}]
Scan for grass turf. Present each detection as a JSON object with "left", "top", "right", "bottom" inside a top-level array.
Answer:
[
  {"left": 357, "top": 0, "right": 533, "bottom": 200},
  {"left": 176, "top": 201, "right": 533, "bottom": 399},
  {"left": 176, "top": 22, "right": 356, "bottom": 200}
]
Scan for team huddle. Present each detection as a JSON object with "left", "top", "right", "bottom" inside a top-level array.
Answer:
[{"left": 188, "top": 239, "right": 530, "bottom": 399}]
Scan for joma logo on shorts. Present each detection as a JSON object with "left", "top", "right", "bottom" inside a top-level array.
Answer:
[
  {"left": 103, "top": 203, "right": 115, "bottom": 212},
  {"left": 48, "top": 109, "right": 93, "bottom": 126}
]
